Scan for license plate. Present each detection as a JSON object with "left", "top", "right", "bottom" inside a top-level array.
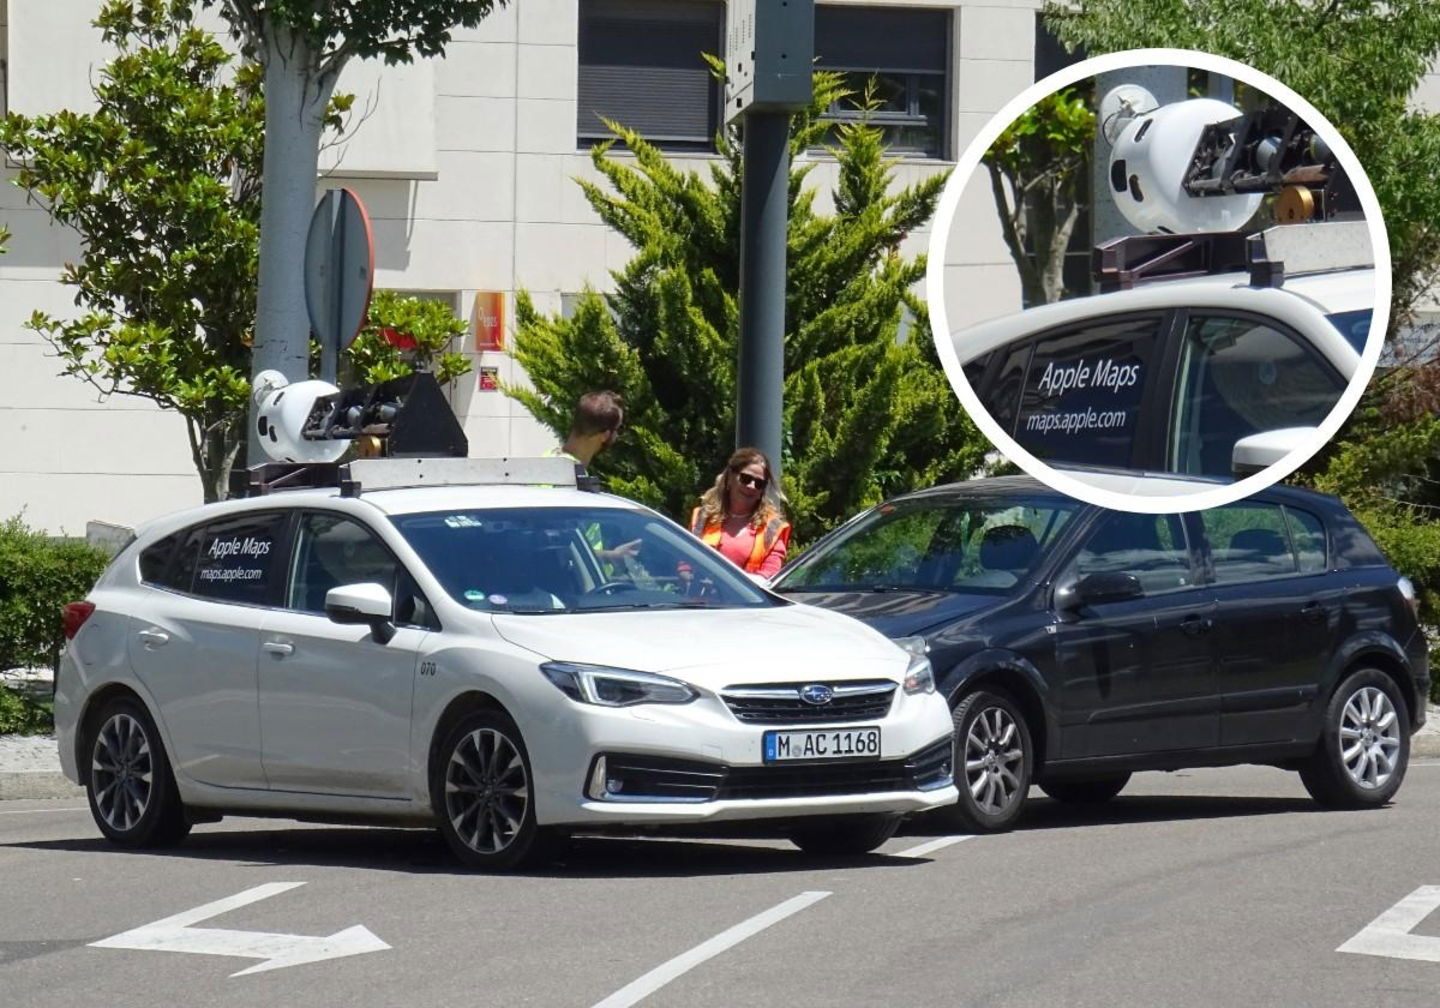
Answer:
[{"left": 763, "top": 726, "right": 881, "bottom": 762}]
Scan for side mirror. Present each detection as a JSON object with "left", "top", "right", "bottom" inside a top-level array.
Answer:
[
  {"left": 1055, "top": 572, "right": 1144, "bottom": 611},
  {"left": 326, "top": 582, "right": 396, "bottom": 644},
  {"left": 1232, "top": 427, "right": 1315, "bottom": 477}
]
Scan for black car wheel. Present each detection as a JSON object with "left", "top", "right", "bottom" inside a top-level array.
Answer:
[
  {"left": 1038, "top": 773, "right": 1130, "bottom": 805},
  {"left": 786, "top": 813, "right": 901, "bottom": 856},
  {"left": 85, "top": 697, "right": 190, "bottom": 848},
  {"left": 433, "top": 709, "right": 562, "bottom": 870},
  {"left": 936, "top": 687, "right": 1032, "bottom": 833},
  {"left": 1299, "top": 668, "right": 1409, "bottom": 809}
]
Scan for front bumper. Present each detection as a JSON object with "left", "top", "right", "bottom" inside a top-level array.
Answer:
[{"left": 525, "top": 686, "right": 957, "bottom": 827}]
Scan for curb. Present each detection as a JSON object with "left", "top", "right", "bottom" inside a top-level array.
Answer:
[{"left": 0, "top": 771, "right": 84, "bottom": 801}]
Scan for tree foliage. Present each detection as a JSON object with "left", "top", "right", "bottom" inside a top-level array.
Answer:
[
  {"left": 345, "top": 290, "right": 472, "bottom": 385},
  {"left": 510, "top": 72, "right": 989, "bottom": 544},
  {"left": 982, "top": 87, "right": 1095, "bottom": 305},
  {"left": 0, "top": 0, "right": 263, "bottom": 503}
]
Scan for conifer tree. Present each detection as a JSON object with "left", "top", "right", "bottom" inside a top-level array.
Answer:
[{"left": 511, "top": 73, "right": 988, "bottom": 543}]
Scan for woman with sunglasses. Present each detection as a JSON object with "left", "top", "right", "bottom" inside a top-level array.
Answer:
[{"left": 686, "top": 447, "right": 792, "bottom": 579}]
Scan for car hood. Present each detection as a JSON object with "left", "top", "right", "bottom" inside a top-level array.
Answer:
[
  {"left": 490, "top": 603, "right": 904, "bottom": 685},
  {"left": 780, "top": 588, "right": 999, "bottom": 639}
]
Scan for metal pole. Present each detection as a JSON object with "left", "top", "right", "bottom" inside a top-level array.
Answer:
[{"left": 736, "top": 110, "right": 790, "bottom": 484}]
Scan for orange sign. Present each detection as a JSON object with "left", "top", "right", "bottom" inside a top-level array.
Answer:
[
  {"left": 478, "top": 366, "right": 500, "bottom": 391},
  {"left": 474, "top": 291, "right": 504, "bottom": 351}
]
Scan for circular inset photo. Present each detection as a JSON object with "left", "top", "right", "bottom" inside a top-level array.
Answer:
[{"left": 928, "top": 49, "right": 1389, "bottom": 513}]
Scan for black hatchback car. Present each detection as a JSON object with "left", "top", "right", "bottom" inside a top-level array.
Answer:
[{"left": 772, "top": 477, "right": 1429, "bottom": 831}]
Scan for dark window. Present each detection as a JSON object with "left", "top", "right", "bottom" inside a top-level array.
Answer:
[
  {"left": 1010, "top": 314, "right": 1162, "bottom": 467},
  {"left": 815, "top": 6, "right": 950, "bottom": 158},
  {"left": 1168, "top": 313, "right": 1345, "bottom": 477},
  {"left": 1034, "top": 15, "right": 1084, "bottom": 81},
  {"left": 183, "top": 513, "right": 288, "bottom": 606},
  {"left": 1067, "top": 512, "right": 1193, "bottom": 595},
  {"left": 1201, "top": 503, "right": 1297, "bottom": 584},
  {"left": 139, "top": 532, "right": 185, "bottom": 588},
  {"left": 1284, "top": 506, "right": 1327, "bottom": 574},
  {"left": 577, "top": 0, "right": 723, "bottom": 151}
]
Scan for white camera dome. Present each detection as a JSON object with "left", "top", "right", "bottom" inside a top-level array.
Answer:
[
  {"left": 1109, "top": 98, "right": 1263, "bottom": 234},
  {"left": 255, "top": 378, "right": 346, "bottom": 464}
]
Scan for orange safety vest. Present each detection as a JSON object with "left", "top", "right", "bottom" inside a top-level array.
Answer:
[{"left": 689, "top": 507, "right": 792, "bottom": 573}]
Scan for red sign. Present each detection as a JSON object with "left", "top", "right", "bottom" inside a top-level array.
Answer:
[
  {"left": 474, "top": 291, "right": 504, "bottom": 351},
  {"left": 478, "top": 365, "right": 500, "bottom": 391}
]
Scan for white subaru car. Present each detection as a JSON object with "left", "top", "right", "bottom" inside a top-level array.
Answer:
[{"left": 55, "top": 458, "right": 956, "bottom": 869}]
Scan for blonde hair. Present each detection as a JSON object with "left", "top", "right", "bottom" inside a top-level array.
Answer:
[{"left": 696, "top": 447, "right": 787, "bottom": 529}]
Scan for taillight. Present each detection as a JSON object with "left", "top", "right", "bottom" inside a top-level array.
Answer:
[{"left": 62, "top": 601, "right": 96, "bottom": 640}]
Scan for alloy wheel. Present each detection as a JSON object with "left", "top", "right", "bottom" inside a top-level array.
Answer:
[
  {"left": 964, "top": 704, "right": 1024, "bottom": 814},
  {"left": 91, "top": 712, "right": 154, "bottom": 833},
  {"left": 1339, "top": 686, "right": 1401, "bottom": 790},
  {"left": 444, "top": 727, "right": 530, "bottom": 854}
]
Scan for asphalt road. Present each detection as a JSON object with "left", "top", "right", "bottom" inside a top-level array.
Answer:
[{"left": 5, "top": 763, "right": 1440, "bottom": 1007}]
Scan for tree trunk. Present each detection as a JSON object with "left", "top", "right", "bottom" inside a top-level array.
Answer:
[{"left": 248, "top": 20, "right": 339, "bottom": 458}]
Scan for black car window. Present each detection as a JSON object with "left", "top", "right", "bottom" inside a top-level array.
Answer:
[
  {"left": 1168, "top": 314, "right": 1344, "bottom": 477},
  {"left": 778, "top": 494, "right": 1080, "bottom": 594},
  {"left": 1284, "top": 506, "right": 1328, "bottom": 573},
  {"left": 1011, "top": 314, "right": 1161, "bottom": 467},
  {"left": 180, "top": 512, "right": 288, "bottom": 605},
  {"left": 138, "top": 531, "right": 185, "bottom": 588},
  {"left": 1066, "top": 511, "right": 1193, "bottom": 594},
  {"left": 1200, "top": 503, "right": 1298, "bottom": 583},
  {"left": 288, "top": 513, "right": 403, "bottom": 616}
]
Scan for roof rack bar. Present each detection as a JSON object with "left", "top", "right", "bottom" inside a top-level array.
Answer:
[{"left": 1094, "top": 230, "right": 1250, "bottom": 292}]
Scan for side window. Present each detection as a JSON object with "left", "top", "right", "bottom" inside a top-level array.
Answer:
[
  {"left": 1168, "top": 314, "right": 1345, "bottom": 477},
  {"left": 1284, "top": 506, "right": 1328, "bottom": 574},
  {"left": 288, "top": 513, "right": 403, "bottom": 616},
  {"left": 1200, "top": 503, "right": 1298, "bottom": 584},
  {"left": 139, "top": 532, "right": 185, "bottom": 588},
  {"left": 1011, "top": 314, "right": 1162, "bottom": 467},
  {"left": 1066, "top": 512, "right": 1193, "bottom": 595},
  {"left": 982, "top": 340, "right": 1035, "bottom": 437},
  {"left": 188, "top": 513, "right": 288, "bottom": 605}
]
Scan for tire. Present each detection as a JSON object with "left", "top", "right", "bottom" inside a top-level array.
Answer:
[
  {"left": 432, "top": 709, "right": 561, "bottom": 870},
  {"left": 85, "top": 696, "right": 190, "bottom": 848},
  {"left": 933, "top": 687, "right": 1033, "bottom": 833},
  {"left": 1299, "top": 668, "right": 1410, "bottom": 809},
  {"left": 1038, "top": 773, "right": 1130, "bottom": 805},
  {"left": 786, "top": 814, "right": 901, "bottom": 856}
]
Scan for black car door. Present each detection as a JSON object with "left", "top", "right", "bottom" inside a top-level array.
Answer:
[
  {"left": 1051, "top": 510, "right": 1218, "bottom": 758},
  {"left": 1196, "top": 500, "right": 1343, "bottom": 745}
]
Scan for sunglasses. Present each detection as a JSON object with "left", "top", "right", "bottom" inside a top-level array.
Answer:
[{"left": 733, "top": 471, "right": 768, "bottom": 490}]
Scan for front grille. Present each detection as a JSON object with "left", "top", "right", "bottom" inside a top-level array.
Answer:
[
  {"left": 721, "top": 680, "right": 897, "bottom": 723},
  {"left": 592, "top": 743, "right": 949, "bottom": 803}
]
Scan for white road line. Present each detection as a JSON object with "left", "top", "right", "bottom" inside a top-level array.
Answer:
[
  {"left": 592, "top": 890, "right": 832, "bottom": 1008},
  {"left": 1338, "top": 886, "right": 1440, "bottom": 962},
  {"left": 893, "top": 834, "right": 974, "bottom": 859},
  {"left": 0, "top": 806, "right": 88, "bottom": 815}
]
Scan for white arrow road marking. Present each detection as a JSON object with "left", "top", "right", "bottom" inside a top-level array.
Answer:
[
  {"left": 1338, "top": 885, "right": 1440, "bottom": 963},
  {"left": 90, "top": 881, "right": 390, "bottom": 977},
  {"left": 592, "top": 890, "right": 832, "bottom": 1008}
]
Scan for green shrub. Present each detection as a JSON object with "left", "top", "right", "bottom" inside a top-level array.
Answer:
[
  {"left": 0, "top": 682, "right": 51, "bottom": 735},
  {"left": 0, "top": 516, "right": 111, "bottom": 728}
]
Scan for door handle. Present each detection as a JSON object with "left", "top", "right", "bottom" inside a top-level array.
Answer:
[
  {"left": 262, "top": 641, "right": 295, "bottom": 658},
  {"left": 1300, "top": 601, "right": 1328, "bottom": 624},
  {"left": 1180, "top": 614, "right": 1212, "bottom": 636},
  {"left": 136, "top": 628, "right": 169, "bottom": 648}
]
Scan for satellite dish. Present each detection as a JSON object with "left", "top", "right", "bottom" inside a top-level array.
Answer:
[
  {"left": 1098, "top": 83, "right": 1157, "bottom": 144},
  {"left": 1108, "top": 98, "right": 1264, "bottom": 234}
]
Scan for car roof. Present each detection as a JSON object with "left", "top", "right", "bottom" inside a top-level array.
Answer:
[
  {"left": 952, "top": 267, "right": 1371, "bottom": 374},
  {"left": 130, "top": 483, "right": 646, "bottom": 543}
]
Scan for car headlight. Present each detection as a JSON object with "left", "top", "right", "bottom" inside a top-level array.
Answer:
[
  {"left": 540, "top": 661, "right": 699, "bottom": 707},
  {"left": 895, "top": 636, "right": 935, "bottom": 695}
]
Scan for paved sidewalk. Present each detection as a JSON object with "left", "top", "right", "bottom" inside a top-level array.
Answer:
[{"left": 6, "top": 709, "right": 1440, "bottom": 801}]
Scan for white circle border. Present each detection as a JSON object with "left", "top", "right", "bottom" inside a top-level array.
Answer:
[{"left": 926, "top": 47, "right": 1391, "bottom": 514}]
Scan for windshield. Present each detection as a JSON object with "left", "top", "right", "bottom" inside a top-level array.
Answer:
[
  {"left": 390, "top": 506, "right": 779, "bottom": 613},
  {"left": 776, "top": 493, "right": 1081, "bottom": 594}
]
